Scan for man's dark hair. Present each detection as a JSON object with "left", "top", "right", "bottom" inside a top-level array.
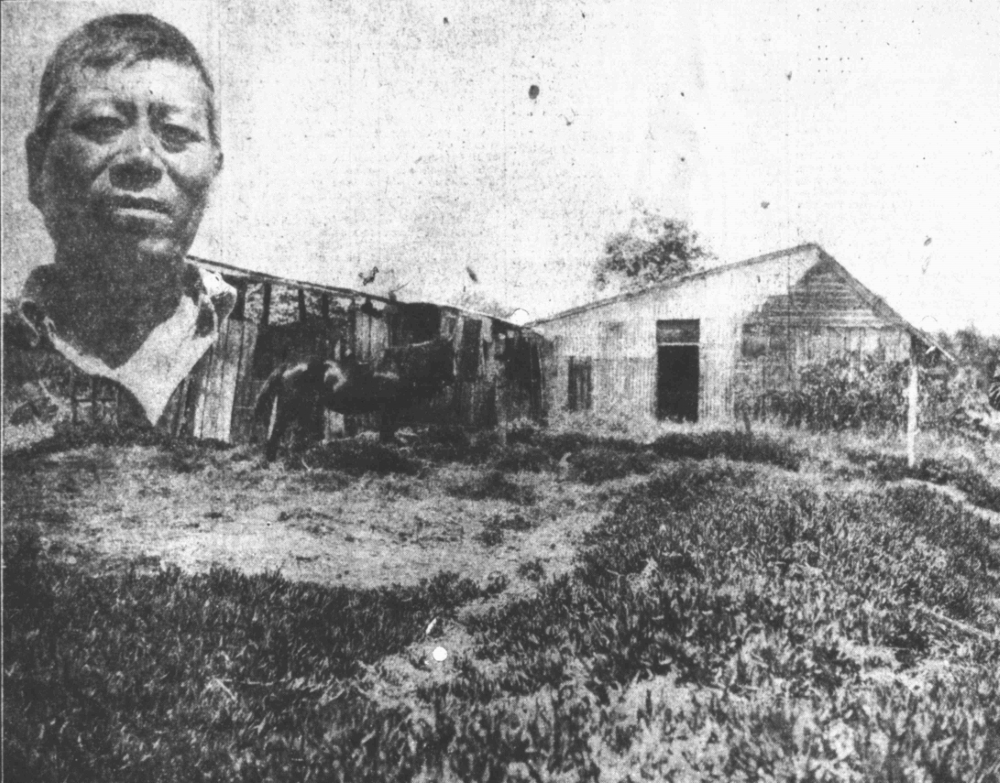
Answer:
[{"left": 32, "top": 14, "right": 218, "bottom": 150}]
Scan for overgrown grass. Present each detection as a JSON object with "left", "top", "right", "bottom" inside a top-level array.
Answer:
[
  {"left": 843, "top": 448, "right": 1000, "bottom": 512},
  {"left": 298, "top": 440, "right": 423, "bottom": 476},
  {"left": 3, "top": 556, "right": 493, "bottom": 783},
  {"left": 6, "top": 455, "right": 999, "bottom": 781},
  {"left": 3, "top": 420, "right": 230, "bottom": 466},
  {"left": 446, "top": 470, "right": 538, "bottom": 506},
  {"left": 507, "top": 426, "right": 803, "bottom": 474}
]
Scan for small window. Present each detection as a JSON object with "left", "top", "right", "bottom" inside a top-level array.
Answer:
[
  {"left": 656, "top": 320, "right": 699, "bottom": 345},
  {"left": 742, "top": 323, "right": 767, "bottom": 359},
  {"left": 768, "top": 324, "right": 788, "bottom": 355},
  {"left": 599, "top": 321, "right": 626, "bottom": 353}
]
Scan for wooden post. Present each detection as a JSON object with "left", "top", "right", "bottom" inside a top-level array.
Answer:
[
  {"left": 907, "top": 336, "right": 919, "bottom": 469},
  {"left": 232, "top": 281, "right": 247, "bottom": 321},
  {"left": 298, "top": 288, "right": 308, "bottom": 322},
  {"left": 261, "top": 283, "right": 272, "bottom": 328}
]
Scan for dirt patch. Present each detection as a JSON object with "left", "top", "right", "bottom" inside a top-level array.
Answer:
[{"left": 4, "top": 443, "right": 617, "bottom": 595}]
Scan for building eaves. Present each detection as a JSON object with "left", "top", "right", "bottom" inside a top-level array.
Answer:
[
  {"left": 529, "top": 243, "right": 953, "bottom": 362},
  {"left": 528, "top": 243, "right": 822, "bottom": 326},
  {"left": 190, "top": 256, "right": 528, "bottom": 331}
]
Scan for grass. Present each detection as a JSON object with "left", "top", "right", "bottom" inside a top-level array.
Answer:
[
  {"left": 447, "top": 470, "right": 538, "bottom": 506},
  {"left": 5, "top": 424, "right": 1000, "bottom": 781}
]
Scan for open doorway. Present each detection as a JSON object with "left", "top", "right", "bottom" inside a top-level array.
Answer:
[{"left": 656, "top": 320, "right": 699, "bottom": 422}]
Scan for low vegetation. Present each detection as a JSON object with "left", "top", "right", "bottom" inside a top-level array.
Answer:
[{"left": 4, "top": 423, "right": 1000, "bottom": 781}]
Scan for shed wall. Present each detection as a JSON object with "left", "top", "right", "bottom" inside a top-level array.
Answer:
[{"left": 540, "top": 246, "right": 915, "bottom": 424}]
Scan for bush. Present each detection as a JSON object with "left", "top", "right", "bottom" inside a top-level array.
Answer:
[
  {"left": 491, "top": 443, "right": 552, "bottom": 473},
  {"left": 447, "top": 470, "right": 537, "bottom": 505},
  {"left": 406, "top": 426, "right": 498, "bottom": 465},
  {"left": 565, "top": 447, "right": 659, "bottom": 484},
  {"left": 844, "top": 449, "right": 1000, "bottom": 512},
  {"left": 475, "top": 512, "right": 538, "bottom": 546},
  {"left": 298, "top": 440, "right": 422, "bottom": 476},
  {"left": 753, "top": 356, "right": 910, "bottom": 432},
  {"left": 651, "top": 430, "right": 802, "bottom": 471}
]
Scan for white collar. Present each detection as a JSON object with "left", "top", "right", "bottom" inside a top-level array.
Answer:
[{"left": 40, "top": 266, "right": 235, "bottom": 423}]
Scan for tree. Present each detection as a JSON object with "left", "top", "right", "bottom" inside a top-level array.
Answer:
[{"left": 593, "top": 210, "right": 711, "bottom": 293}]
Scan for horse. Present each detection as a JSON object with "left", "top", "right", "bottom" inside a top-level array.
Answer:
[{"left": 253, "top": 336, "right": 455, "bottom": 461}]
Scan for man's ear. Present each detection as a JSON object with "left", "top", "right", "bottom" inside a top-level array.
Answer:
[
  {"left": 213, "top": 148, "right": 224, "bottom": 177},
  {"left": 26, "top": 131, "right": 46, "bottom": 210}
]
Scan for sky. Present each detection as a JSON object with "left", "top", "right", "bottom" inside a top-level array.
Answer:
[{"left": 2, "top": 0, "right": 998, "bottom": 334}]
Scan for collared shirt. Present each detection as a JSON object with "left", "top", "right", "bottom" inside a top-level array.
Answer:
[{"left": 12, "top": 262, "right": 236, "bottom": 425}]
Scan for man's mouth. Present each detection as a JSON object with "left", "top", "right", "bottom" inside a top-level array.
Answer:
[{"left": 107, "top": 196, "right": 172, "bottom": 215}]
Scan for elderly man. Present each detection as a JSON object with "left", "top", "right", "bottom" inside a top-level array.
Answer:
[{"left": 12, "top": 14, "right": 235, "bottom": 424}]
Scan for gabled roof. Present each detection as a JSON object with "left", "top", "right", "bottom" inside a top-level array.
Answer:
[
  {"left": 530, "top": 243, "right": 952, "bottom": 361},
  {"left": 809, "top": 249, "right": 952, "bottom": 362},
  {"left": 530, "top": 243, "right": 821, "bottom": 325}
]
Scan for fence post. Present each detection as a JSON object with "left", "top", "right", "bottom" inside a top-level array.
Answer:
[{"left": 907, "top": 336, "right": 919, "bottom": 469}]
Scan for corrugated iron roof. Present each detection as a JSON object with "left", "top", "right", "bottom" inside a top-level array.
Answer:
[{"left": 189, "top": 256, "right": 531, "bottom": 332}]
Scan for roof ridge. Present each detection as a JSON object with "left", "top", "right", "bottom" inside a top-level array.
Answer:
[{"left": 530, "top": 243, "right": 822, "bottom": 325}]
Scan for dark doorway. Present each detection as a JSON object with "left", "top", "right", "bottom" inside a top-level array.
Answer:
[{"left": 657, "top": 345, "right": 699, "bottom": 422}]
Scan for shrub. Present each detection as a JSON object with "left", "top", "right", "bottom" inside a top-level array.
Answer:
[
  {"left": 753, "top": 356, "right": 910, "bottom": 432},
  {"left": 565, "top": 447, "right": 659, "bottom": 484},
  {"left": 491, "top": 443, "right": 552, "bottom": 473},
  {"left": 475, "top": 512, "right": 538, "bottom": 546},
  {"left": 407, "top": 425, "right": 498, "bottom": 465},
  {"left": 447, "top": 470, "right": 537, "bottom": 505},
  {"left": 298, "top": 440, "right": 422, "bottom": 476},
  {"left": 651, "top": 430, "right": 802, "bottom": 471},
  {"left": 844, "top": 449, "right": 1000, "bottom": 512}
]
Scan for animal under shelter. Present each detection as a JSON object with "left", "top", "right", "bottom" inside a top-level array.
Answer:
[
  {"left": 58, "top": 258, "right": 547, "bottom": 443},
  {"left": 531, "top": 244, "right": 950, "bottom": 427}
]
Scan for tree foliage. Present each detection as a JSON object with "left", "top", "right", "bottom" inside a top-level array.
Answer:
[{"left": 594, "top": 211, "right": 711, "bottom": 293}]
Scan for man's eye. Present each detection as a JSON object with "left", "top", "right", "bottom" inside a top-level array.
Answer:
[
  {"left": 74, "top": 116, "right": 125, "bottom": 142},
  {"left": 159, "top": 125, "right": 201, "bottom": 150}
]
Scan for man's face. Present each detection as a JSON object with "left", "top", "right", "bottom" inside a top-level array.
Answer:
[{"left": 29, "top": 60, "right": 221, "bottom": 268}]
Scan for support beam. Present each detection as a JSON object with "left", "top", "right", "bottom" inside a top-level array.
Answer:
[
  {"left": 261, "top": 283, "right": 271, "bottom": 328},
  {"left": 298, "top": 289, "right": 308, "bottom": 322},
  {"left": 907, "top": 336, "right": 919, "bottom": 469}
]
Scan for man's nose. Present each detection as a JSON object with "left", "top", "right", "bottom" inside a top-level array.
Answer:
[{"left": 108, "top": 128, "right": 164, "bottom": 191}]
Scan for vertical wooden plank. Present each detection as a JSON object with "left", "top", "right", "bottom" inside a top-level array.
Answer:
[
  {"left": 907, "top": 337, "right": 919, "bottom": 468},
  {"left": 169, "top": 378, "right": 189, "bottom": 437},
  {"left": 200, "top": 321, "right": 234, "bottom": 440},
  {"left": 229, "top": 320, "right": 261, "bottom": 444},
  {"left": 232, "top": 280, "right": 247, "bottom": 321},
  {"left": 195, "top": 327, "right": 223, "bottom": 438},
  {"left": 190, "top": 343, "right": 217, "bottom": 439},
  {"left": 218, "top": 320, "right": 246, "bottom": 441},
  {"left": 261, "top": 283, "right": 272, "bottom": 328}
]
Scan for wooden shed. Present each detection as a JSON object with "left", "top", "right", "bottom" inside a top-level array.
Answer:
[
  {"left": 531, "top": 244, "right": 948, "bottom": 426},
  {"left": 61, "top": 258, "right": 547, "bottom": 442}
]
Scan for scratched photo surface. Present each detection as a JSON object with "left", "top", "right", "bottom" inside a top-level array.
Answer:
[{"left": 3, "top": 2, "right": 999, "bottom": 781}]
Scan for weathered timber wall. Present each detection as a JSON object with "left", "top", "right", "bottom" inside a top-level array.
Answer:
[{"left": 538, "top": 245, "right": 923, "bottom": 424}]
